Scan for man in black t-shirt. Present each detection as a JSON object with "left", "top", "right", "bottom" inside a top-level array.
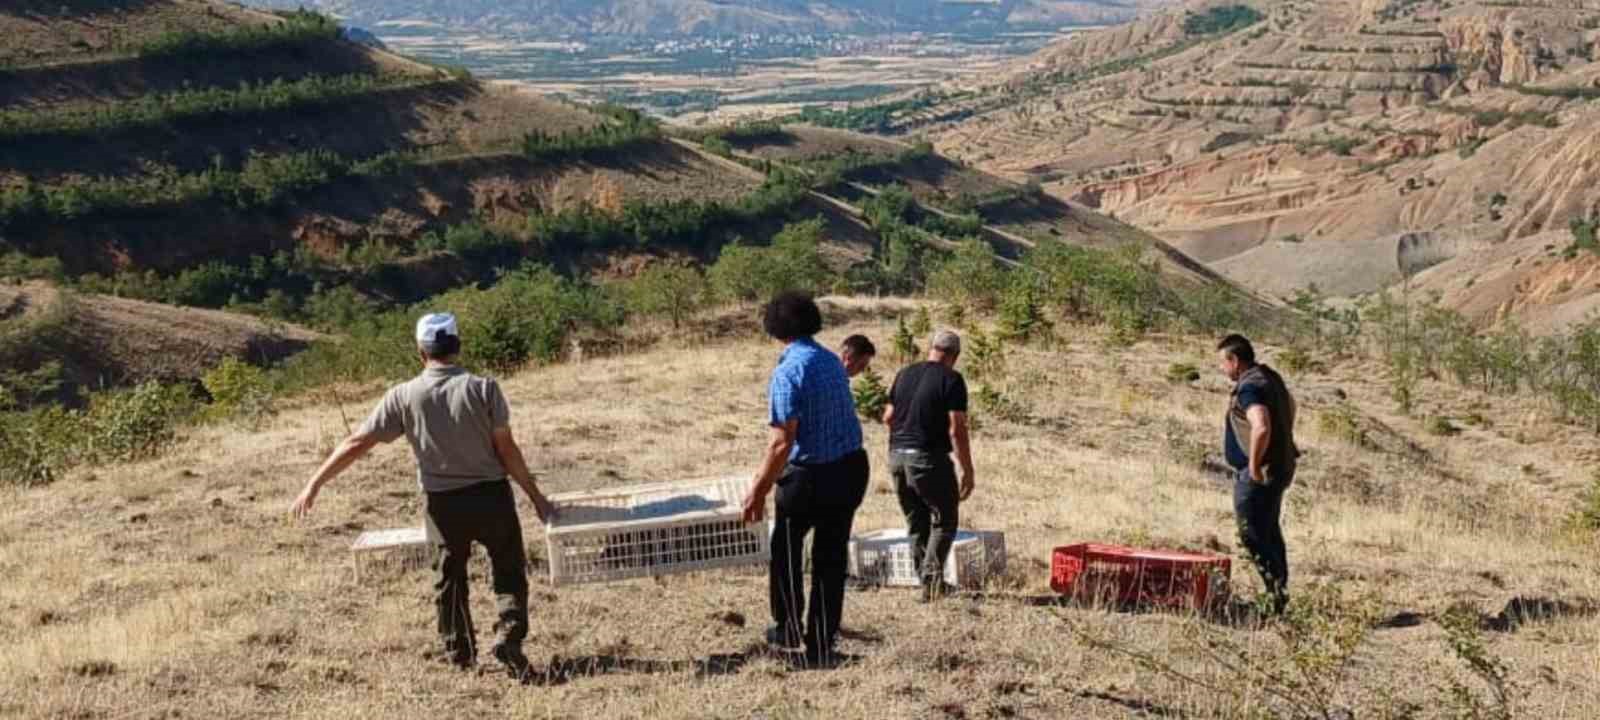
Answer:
[
  {"left": 882, "top": 330, "right": 974, "bottom": 601},
  {"left": 1218, "top": 334, "right": 1299, "bottom": 615}
]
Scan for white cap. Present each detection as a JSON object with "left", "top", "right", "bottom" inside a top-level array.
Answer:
[{"left": 415, "top": 312, "right": 458, "bottom": 345}]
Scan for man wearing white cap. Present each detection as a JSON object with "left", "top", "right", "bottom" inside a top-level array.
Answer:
[{"left": 290, "top": 312, "right": 555, "bottom": 679}]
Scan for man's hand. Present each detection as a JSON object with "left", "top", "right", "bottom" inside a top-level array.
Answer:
[
  {"left": 527, "top": 489, "right": 557, "bottom": 524},
  {"left": 1248, "top": 466, "right": 1266, "bottom": 485},
  {"left": 958, "top": 469, "right": 975, "bottom": 501},
  {"left": 289, "top": 485, "right": 318, "bottom": 518},
  {"left": 742, "top": 483, "right": 769, "bottom": 524}
]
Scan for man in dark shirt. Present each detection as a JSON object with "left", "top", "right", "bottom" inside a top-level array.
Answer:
[
  {"left": 882, "top": 330, "right": 974, "bottom": 601},
  {"left": 1218, "top": 334, "right": 1299, "bottom": 615}
]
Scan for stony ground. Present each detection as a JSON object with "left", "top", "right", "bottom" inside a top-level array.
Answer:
[{"left": 2, "top": 298, "right": 1597, "bottom": 719}]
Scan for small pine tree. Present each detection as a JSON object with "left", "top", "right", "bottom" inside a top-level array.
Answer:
[
  {"left": 893, "top": 316, "right": 920, "bottom": 364},
  {"left": 910, "top": 305, "right": 933, "bottom": 338},
  {"left": 852, "top": 368, "right": 890, "bottom": 421},
  {"left": 998, "top": 275, "right": 1052, "bottom": 343}
]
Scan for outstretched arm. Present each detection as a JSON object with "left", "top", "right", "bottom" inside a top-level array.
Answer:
[
  {"left": 493, "top": 427, "right": 555, "bottom": 522},
  {"left": 290, "top": 433, "right": 381, "bottom": 517}
]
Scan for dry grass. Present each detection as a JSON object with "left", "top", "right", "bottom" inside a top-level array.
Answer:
[{"left": 2, "top": 298, "right": 1598, "bottom": 718}]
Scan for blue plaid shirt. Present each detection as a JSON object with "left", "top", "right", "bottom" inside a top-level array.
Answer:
[{"left": 768, "top": 337, "right": 863, "bottom": 465}]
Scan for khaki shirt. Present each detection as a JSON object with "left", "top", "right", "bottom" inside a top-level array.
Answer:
[{"left": 359, "top": 366, "right": 511, "bottom": 493}]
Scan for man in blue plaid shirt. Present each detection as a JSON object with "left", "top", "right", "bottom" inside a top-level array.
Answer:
[{"left": 742, "top": 291, "right": 869, "bottom": 665}]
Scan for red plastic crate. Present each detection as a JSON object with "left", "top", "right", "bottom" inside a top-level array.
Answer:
[{"left": 1050, "top": 544, "right": 1231, "bottom": 610}]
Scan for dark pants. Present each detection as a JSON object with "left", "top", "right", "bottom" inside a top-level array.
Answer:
[
  {"left": 424, "top": 479, "right": 529, "bottom": 662},
  {"left": 769, "top": 449, "right": 869, "bottom": 654},
  {"left": 890, "top": 449, "right": 960, "bottom": 586},
  {"left": 1233, "top": 465, "right": 1294, "bottom": 612}
]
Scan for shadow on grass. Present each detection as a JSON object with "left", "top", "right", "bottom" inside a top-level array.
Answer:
[{"left": 1074, "top": 689, "right": 1186, "bottom": 717}]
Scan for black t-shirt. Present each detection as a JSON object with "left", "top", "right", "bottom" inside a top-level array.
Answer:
[{"left": 888, "top": 362, "right": 969, "bottom": 453}]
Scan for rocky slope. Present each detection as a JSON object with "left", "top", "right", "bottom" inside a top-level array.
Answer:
[{"left": 909, "top": 0, "right": 1600, "bottom": 328}]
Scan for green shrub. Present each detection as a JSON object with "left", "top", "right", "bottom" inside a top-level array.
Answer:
[
  {"left": 851, "top": 368, "right": 890, "bottom": 421},
  {"left": 202, "top": 357, "right": 276, "bottom": 428},
  {"left": 1427, "top": 415, "right": 1462, "bottom": 437},
  {"left": 928, "top": 239, "right": 1007, "bottom": 314},
  {"left": 1318, "top": 404, "right": 1368, "bottom": 447},
  {"left": 1277, "top": 345, "right": 1322, "bottom": 374},
  {"left": 1166, "top": 363, "right": 1201, "bottom": 384},
  {"left": 0, "top": 382, "right": 196, "bottom": 486},
  {"left": 1183, "top": 5, "right": 1266, "bottom": 35},
  {"left": 0, "top": 73, "right": 442, "bottom": 144},
  {"left": 0, "top": 405, "right": 82, "bottom": 486},
  {"left": 1028, "top": 241, "right": 1166, "bottom": 340},
  {"left": 0, "top": 148, "right": 409, "bottom": 226},
  {"left": 0, "top": 252, "right": 65, "bottom": 283},
  {"left": 442, "top": 221, "right": 512, "bottom": 257},
  {"left": 449, "top": 264, "right": 625, "bottom": 371},
  {"left": 133, "top": 10, "right": 339, "bottom": 60},
  {"left": 1568, "top": 471, "right": 1600, "bottom": 533},
  {"left": 892, "top": 316, "right": 920, "bottom": 365},
  {"left": 965, "top": 330, "right": 1008, "bottom": 386},
  {"left": 1439, "top": 606, "right": 1521, "bottom": 718},
  {"left": 707, "top": 218, "right": 832, "bottom": 303},
  {"left": 997, "top": 273, "right": 1053, "bottom": 343},
  {"left": 1570, "top": 217, "right": 1599, "bottom": 255},
  {"left": 522, "top": 106, "right": 661, "bottom": 162},
  {"left": 702, "top": 136, "right": 734, "bottom": 157},
  {"left": 82, "top": 383, "right": 196, "bottom": 463},
  {"left": 625, "top": 260, "right": 705, "bottom": 329},
  {"left": 973, "top": 384, "right": 1028, "bottom": 423}
]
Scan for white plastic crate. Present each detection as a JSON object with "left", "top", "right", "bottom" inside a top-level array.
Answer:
[
  {"left": 350, "top": 526, "right": 436, "bottom": 581},
  {"left": 848, "top": 528, "right": 1007, "bottom": 588},
  {"left": 545, "top": 476, "right": 770, "bottom": 586}
]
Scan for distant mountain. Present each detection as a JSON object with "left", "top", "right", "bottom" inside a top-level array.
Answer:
[{"left": 245, "top": 1, "right": 1169, "bottom": 36}]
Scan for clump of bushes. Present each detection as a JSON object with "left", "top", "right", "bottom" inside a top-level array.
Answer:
[{"left": 0, "top": 382, "right": 197, "bottom": 487}]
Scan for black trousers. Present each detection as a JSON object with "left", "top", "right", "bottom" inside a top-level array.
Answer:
[
  {"left": 890, "top": 449, "right": 960, "bottom": 586},
  {"left": 423, "top": 480, "right": 529, "bottom": 661},
  {"left": 769, "top": 449, "right": 869, "bottom": 653},
  {"left": 1232, "top": 465, "right": 1294, "bottom": 612}
]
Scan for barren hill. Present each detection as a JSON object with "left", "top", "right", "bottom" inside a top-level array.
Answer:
[
  {"left": 898, "top": 0, "right": 1600, "bottom": 327},
  {"left": 0, "top": 281, "right": 318, "bottom": 402}
]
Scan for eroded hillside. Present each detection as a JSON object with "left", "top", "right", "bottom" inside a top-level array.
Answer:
[{"left": 906, "top": 0, "right": 1600, "bottom": 326}]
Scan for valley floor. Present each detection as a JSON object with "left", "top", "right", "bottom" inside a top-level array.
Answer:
[{"left": 1, "top": 298, "right": 1597, "bottom": 718}]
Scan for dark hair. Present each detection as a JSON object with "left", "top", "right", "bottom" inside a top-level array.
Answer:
[
  {"left": 421, "top": 332, "right": 461, "bottom": 360},
  {"left": 762, "top": 291, "right": 823, "bottom": 341},
  {"left": 841, "top": 334, "right": 876, "bottom": 357},
  {"left": 1216, "top": 334, "right": 1255, "bottom": 365}
]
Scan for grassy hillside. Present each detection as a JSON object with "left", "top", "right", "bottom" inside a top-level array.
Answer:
[{"left": 2, "top": 298, "right": 1596, "bottom": 717}]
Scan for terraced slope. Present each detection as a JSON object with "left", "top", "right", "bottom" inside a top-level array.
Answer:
[
  {"left": 0, "top": 1, "right": 778, "bottom": 279},
  {"left": 901, "top": 0, "right": 1600, "bottom": 327},
  {"left": 716, "top": 124, "right": 1248, "bottom": 292}
]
